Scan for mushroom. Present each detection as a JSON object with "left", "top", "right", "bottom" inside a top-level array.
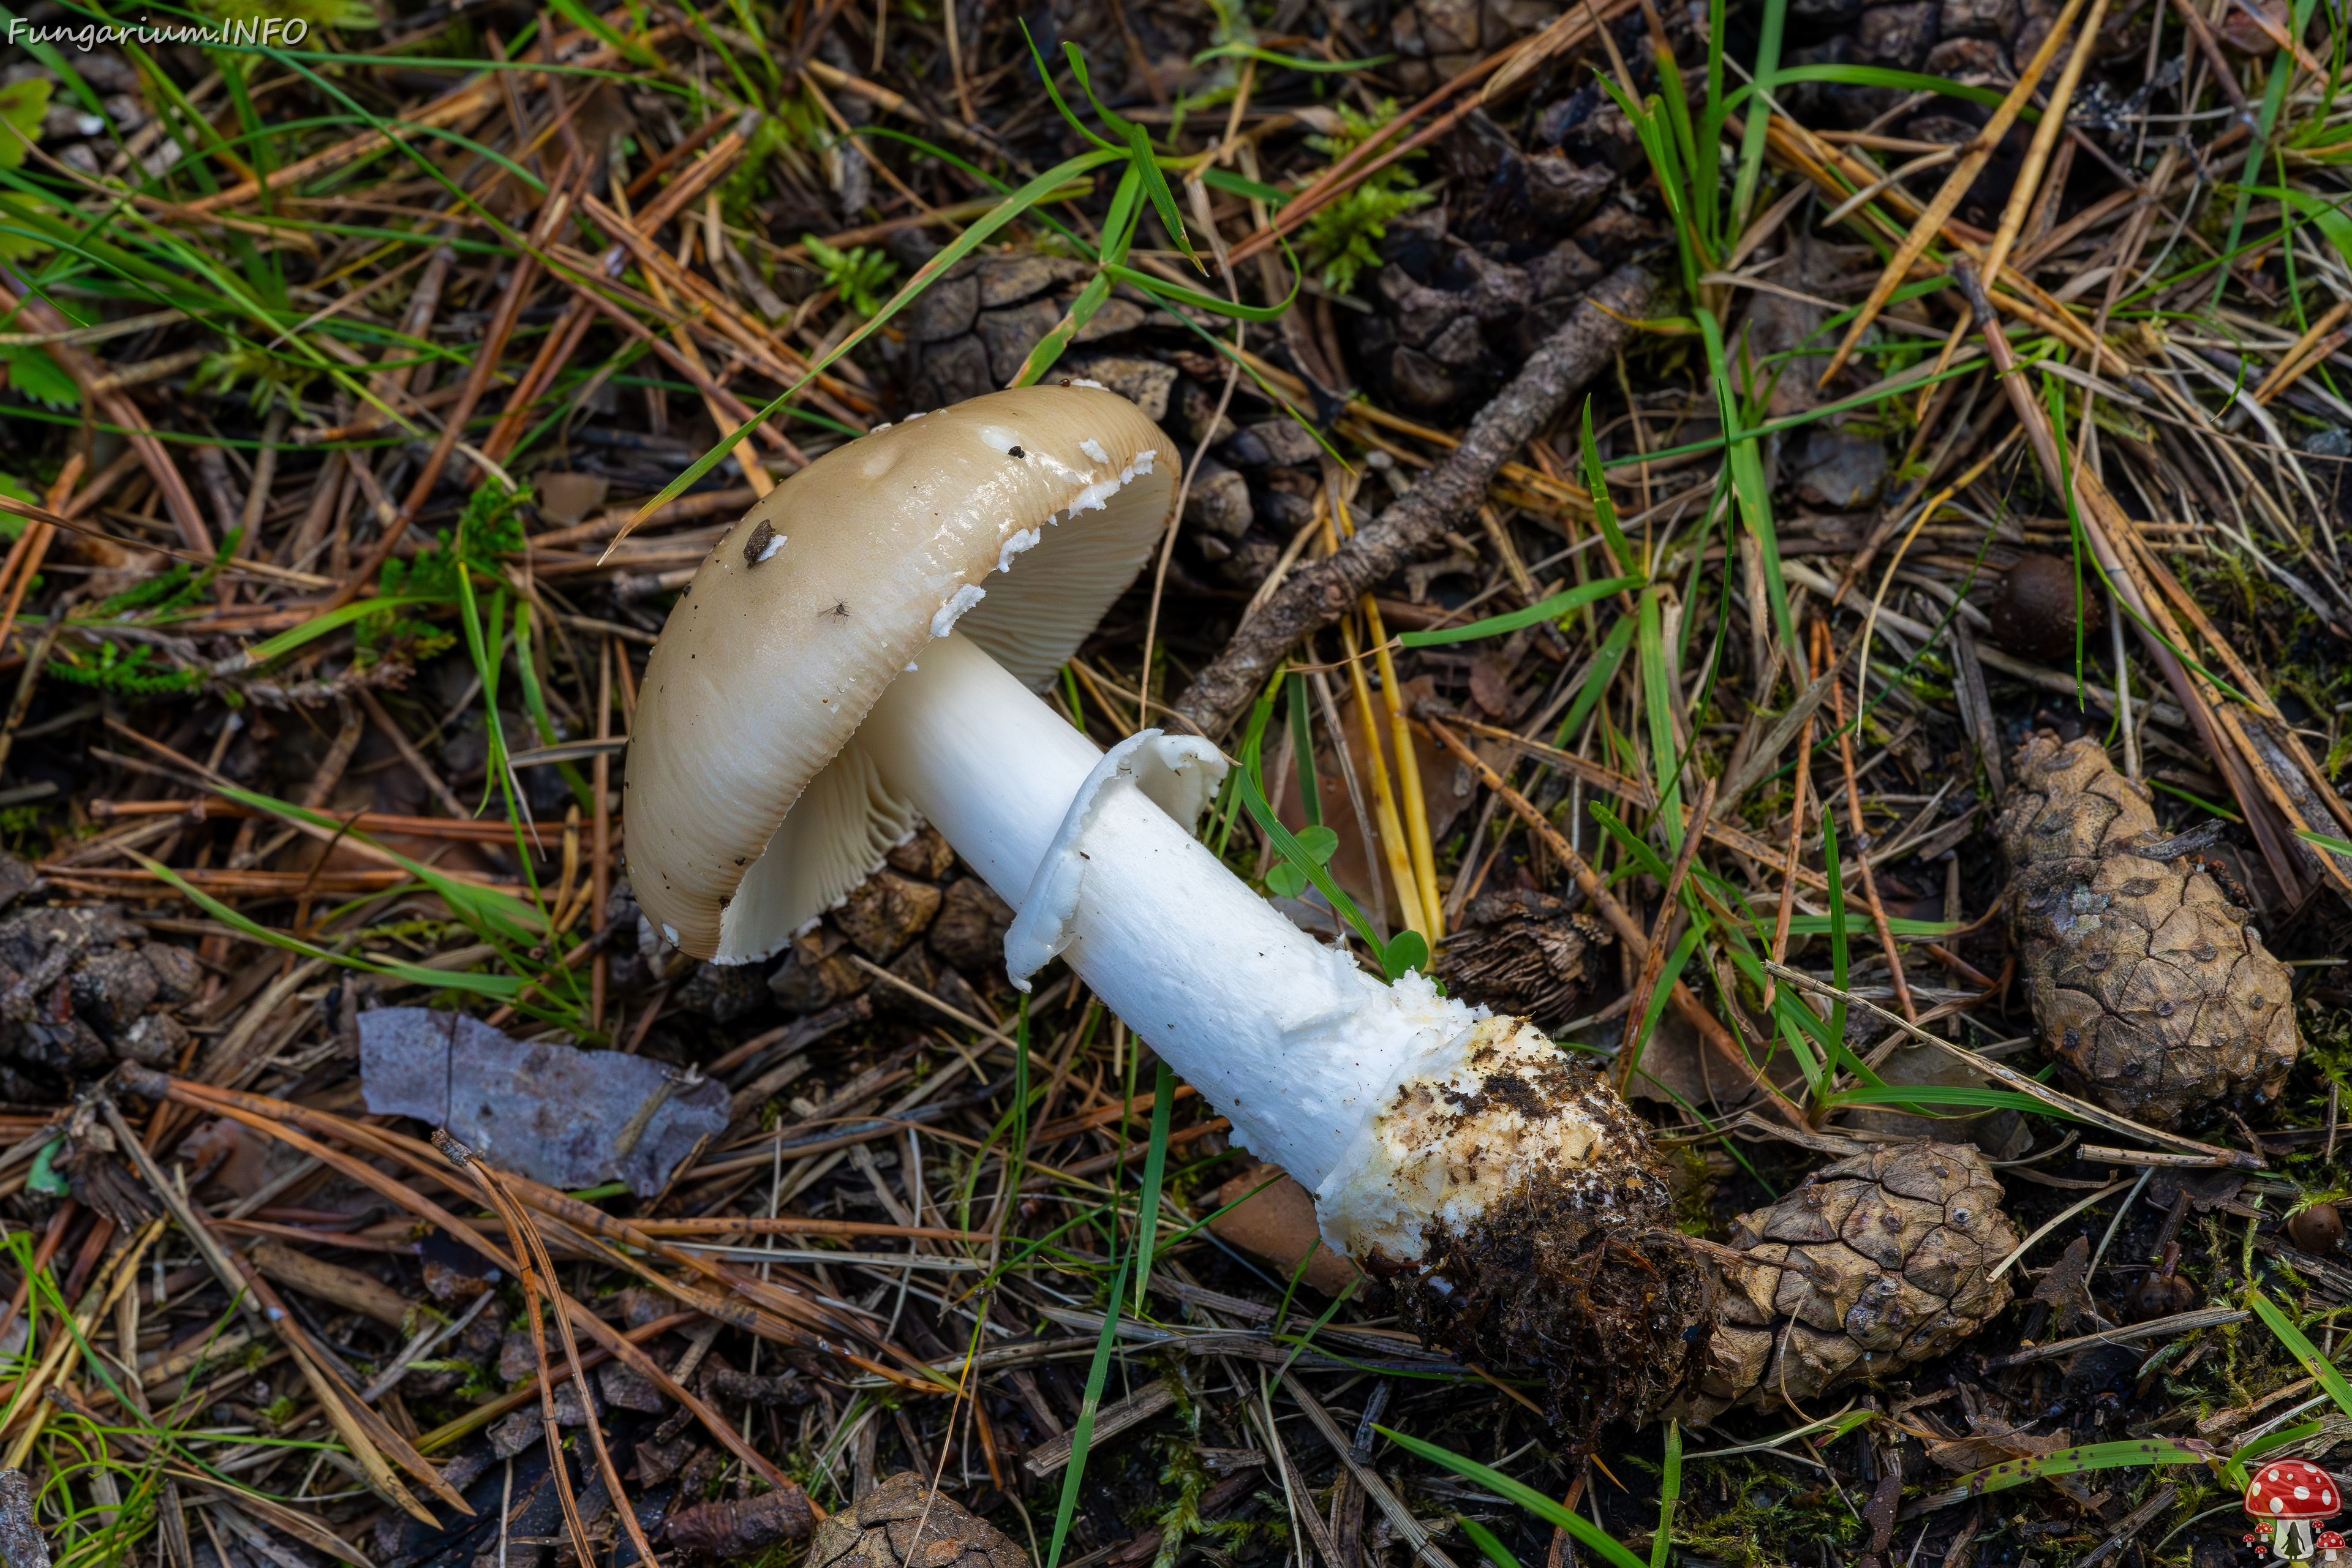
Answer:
[
  {"left": 627, "top": 385, "right": 1710, "bottom": 1428},
  {"left": 2244, "top": 1460, "right": 2340, "bottom": 1561},
  {"left": 2121, "top": 1240, "right": 2196, "bottom": 1321},
  {"left": 2288, "top": 1202, "right": 2344, "bottom": 1254},
  {"left": 1985, "top": 552, "right": 2102, "bottom": 664}
]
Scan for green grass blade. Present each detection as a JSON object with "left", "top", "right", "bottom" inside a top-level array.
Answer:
[
  {"left": 1011, "top": 270, "right": 1116, "bottom": 387},
  {"left": 2233, "top": 1422, "right": 2328, "bottom": 1479},
  {"left": 1730, "top": 0, "right": 1784, "bottom": 231},
  {"left": 1651, "top": 1420, "right": 1682, "bottom": 1568},
  {"left": 1238, "top": 673, "right": 1284, "bottom": 804},
  {"left": 1782, "top": 914, "right": 1957, "bottom": 937},
  {"left": 1822, "top": 811, "right": 1850, "bottom": 1047},
  {"left": 543, "top": 0, "right": 665, "bottom": 67},
  {"left": 1637, "top": 592, "right": 1684, "bottom": 848},
  {"left": 1122, "top": 123, "right": 1199, "bottom": 269},
  {"left": 232, "top": 597, "right": 434, "bottom": 666},
  {"left": 1933, "top": 1437, "right": 2216, "bottom": 1504},
  {"left": 1017, "top": 24, "right": 1120, "bottom": 151},
  {"left": 2248, "top": 1285, "right": 2352, "bottom": 1420},
  {"left": 1401, "top": 576, "right": 1643, "bottom": 647},
  {"left": 1698, "top": 311, "right": 1798, "bottom": 660},
  {"left": 511, "top": 600, "right": 592, "bottom": 815},
  {"left": 1102, "top": 264, "right": 1295, "bottom": 321},
  {"left": 1817, "top": 1086, "right": 2084, "bottom": 1117},
  {"left": 1268, "top": 1267, "right": 1360, "bottom": 1378},
  {"left": 1457, "top": 1515, "right": 1523, "bottom": 1568},
  {"left": 205, "top": 782, "right": 547, "bottom": 944},
  {"left": 1578, "top": 400, "right": 1640, "bottom": 575},
  {"left": 1724, "top": 66, "right": 2037, "bottom": 117},
  {"left": 2212, "top": 0, "right": 2320, "bottom": 304},
  {"left": 1134, "top": 1060, "right": 1177, "bottom": 1313},
  {"left": 1191, "top": 42, "right": 1397, "bottom": 72},
  {"left": 1197, "top": 167, "right": 1290, "bottom": 204},
  {"left": 1553, "top": 610, "right": 1638, "bottom": 747},
  {"left": 1590, "top": 802, "right": 1673, "bottom": 886},
  {"left": 1374, "top": 1427, "right": 1648, "bottom": 1568},
  {"left": 2258, "top": 188, "right": 2352, "bottom": 275},
  {"left": 511, "top": 600, "right": 559, "bottom": 752},
  {"left": 126, "top": 853, "right": 524, "bottom": 998},
  {"left": 1044, "top": 1254, "right": 1134, "bottom": 1568},
  {"left": 2033, "top": 369, "right": 2249, "bottom": 704},
  {"left": 1750, "top": 956, "right": 1888, "bottom": 1098},
  {"left": 2040, "top": 371, "right": 2097, "bottom": 686},
  {"left": 1096, "top": 157, "right": 1148, "bottom": 263},
  {"left": 1286, "top": 673, "right": 1321, "bottom": 829},
  {"left": 1771, "top": 1004, "right": 1829, "bottom": 1098}
]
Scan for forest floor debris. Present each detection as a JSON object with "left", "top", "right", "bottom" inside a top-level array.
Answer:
[{"left": 0, "top": 0, "right": 2348, "bottom": 1562}]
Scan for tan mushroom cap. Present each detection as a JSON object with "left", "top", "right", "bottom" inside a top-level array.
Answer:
[{"left": 626, "top": 383, "right": 1176, "bottom": 963}]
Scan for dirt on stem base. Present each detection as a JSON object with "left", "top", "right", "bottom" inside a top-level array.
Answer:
[
  {"left": 1350, "top": 1028, "right": 2026, "bottom": 1438},
  {"left": 1354, "top": 1030, "right": 1719, "bottom": 1441}
]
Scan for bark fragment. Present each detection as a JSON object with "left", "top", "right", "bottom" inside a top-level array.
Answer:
[{"left": 1172, "top": 266, "right": 1653, "bottom": 739}]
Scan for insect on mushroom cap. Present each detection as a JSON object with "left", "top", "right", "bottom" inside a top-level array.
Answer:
[{"left": 623, "top": 384, "right": 1176, "bottom": 963}]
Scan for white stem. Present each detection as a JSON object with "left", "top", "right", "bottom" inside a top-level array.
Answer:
[{"left": 859, "top": 632, "right": 1479, "bottom": 1193}]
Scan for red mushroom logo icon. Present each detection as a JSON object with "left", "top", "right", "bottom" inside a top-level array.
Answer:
[{"left": 2245, "top": 1461, "right": 2342, "bottom": 1561}]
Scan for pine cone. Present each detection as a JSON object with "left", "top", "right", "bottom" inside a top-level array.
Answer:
[
  {"left": 1997, "top": 734, "right": 2301, "bottom": 1127},
  {"left": 0, "top": 904, "right": 199, "bottom": 1085},
  {"left": 888, "top": 237, "right": 1158, "bottom": 419},
  {"left": 1434, "top": 889, "right": 1612, "bottom": 1028},
  {"left": 1675, "top": 1141, "right": 2019, "bottom": 1420},
  {"left": 806, "top": 1474, "right": 1027, "bottom": 1568}
]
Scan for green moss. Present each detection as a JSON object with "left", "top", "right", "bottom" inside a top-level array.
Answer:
[
  {"left": 1672, "top": 1457, "right": 1863, "bottom": 1568},
  {"left": 734, "top": 1536, "right": 811, "bottom": 1568},
  {"left": 352, "top": 917, "right": 474, "bottom": 948},
  {"left": 1298, "top": 101, "right": 1431, "bottom": 298},
  {"left": 802, "top": 233, "right": 899, "bottom": 318},
  {"left": 2299, "top": 1001, "right": 2352, "bottom": 1098},
  {"left": 1139, "top": 1434, "right": 1285, "bottom": 1568},
  {"left": 720, "top": 111, "right": 809, "bottom": 227},
  {"left": 46, "top": 640, "right": 202, "bottom": 696},
  {"left": 0, "top": 805, "right": 48, "bottom": 851},
  {"left": 1666, "top": 1143, "right": 1717, "bottom": 1233},
  {"left": 189, "top": 344, "right": 323, "bottom": 418},
  {"left": 361, "top": 481, "right": 533, "bottom": 664}
]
